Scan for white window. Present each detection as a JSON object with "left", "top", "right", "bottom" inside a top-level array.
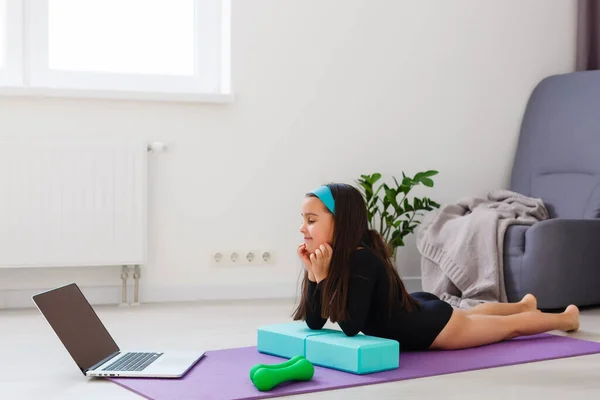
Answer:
[
  {"left": 0, "top": 0, "right": 24, "bottom": 86},
  {"left": 0, "top": 0, "right": 231, "bottom": 102}
]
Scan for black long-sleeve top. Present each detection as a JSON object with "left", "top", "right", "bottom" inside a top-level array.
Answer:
[{"left": 305, "top": 248, "right": 382, "bottom": 336}]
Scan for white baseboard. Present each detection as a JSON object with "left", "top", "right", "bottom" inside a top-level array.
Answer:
[
  {"left": 0, "top": 277, "right": 423, "bottom": 309},
  {"left": 403, "top": 277, "right": 423, "bottom": 293}
]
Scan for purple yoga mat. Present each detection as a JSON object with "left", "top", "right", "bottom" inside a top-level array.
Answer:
[{"left": 110, "top": 333, "right": 600, "bottom": 400}]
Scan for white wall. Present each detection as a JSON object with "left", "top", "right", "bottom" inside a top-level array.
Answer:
[{"left": 0, "top": 0, "right": 578, "bottom": 308}]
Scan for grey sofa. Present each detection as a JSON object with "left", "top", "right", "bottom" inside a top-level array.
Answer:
[{"left": 504, "top": 70, "right": 600, "bottom": 310}]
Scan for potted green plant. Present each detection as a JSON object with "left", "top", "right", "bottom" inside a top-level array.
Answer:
[{"left": 356, "top": 171, "right": 440, "bottom": 259}]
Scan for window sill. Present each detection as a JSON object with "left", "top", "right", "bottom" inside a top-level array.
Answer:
[{"left": 0, "top": 85, "right": 234, "bottom": 104}]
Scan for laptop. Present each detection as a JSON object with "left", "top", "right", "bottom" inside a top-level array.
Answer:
[{"left": 32, "top": 283, "right": 205, "bottom": 378}]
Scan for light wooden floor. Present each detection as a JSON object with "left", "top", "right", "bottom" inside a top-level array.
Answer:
[{"left": 2, "top": 298, "right": 600, "bottom": 399}]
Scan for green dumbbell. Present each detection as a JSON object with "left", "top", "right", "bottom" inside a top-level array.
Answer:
[
  {"left": 250, "top": 355, "right": 314, "bottom": 391},
  {"left": 249, "top": 354, "right": 305, "bottom": 381}
]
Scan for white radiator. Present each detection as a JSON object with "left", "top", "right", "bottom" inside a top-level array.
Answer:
[{"left": 0, "top": 138, "right": 147, "bottom": 268}]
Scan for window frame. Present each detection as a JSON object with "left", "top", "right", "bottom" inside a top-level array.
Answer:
[
  {"left": 0, "top": 0, "right": 232, "bottom": 103},
  {"left": 0, "top": 0, "right": 24, "bottom": 86}
]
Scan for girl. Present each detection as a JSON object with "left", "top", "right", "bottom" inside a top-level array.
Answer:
[{"left": 292, "top": 183, "right": 580, "bottom": 351}]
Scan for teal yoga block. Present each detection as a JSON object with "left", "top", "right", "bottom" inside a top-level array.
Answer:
[
  {"left": 306, "top": 331, "right": 400, "bottom": 374},
  {"left": 257, "top": 322, "right": 337, "bottom": 359},
  {"left": 257, "top": 322, "right": 400, "bottom": 374}
]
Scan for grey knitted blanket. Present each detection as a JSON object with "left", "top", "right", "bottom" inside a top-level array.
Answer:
[{"left": 416, "top": 189, "right": 549, "bottom": 309}]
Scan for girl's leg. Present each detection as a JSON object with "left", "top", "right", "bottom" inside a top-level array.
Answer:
[
  {"left": 465, "top": 294, "right": 538, "bottom": 316},
  {"left": 430, "top": 305, "right": 580, "bottom": 350}
]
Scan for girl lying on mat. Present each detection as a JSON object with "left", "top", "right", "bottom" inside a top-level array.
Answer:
[{"left": 292, "top": 183, "right": 580, "bottom": 351}]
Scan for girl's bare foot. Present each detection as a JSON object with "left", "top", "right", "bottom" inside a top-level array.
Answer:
[
  {"left": 563, "top": 305, "right": 580, "bottom": 332},
  {"left": 519, "top": 293, "right": 538, "bottom": 312}
]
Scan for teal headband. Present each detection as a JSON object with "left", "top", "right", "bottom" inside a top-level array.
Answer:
[{"left": 310, "top": 185, "right": 335, "bottom": 214}]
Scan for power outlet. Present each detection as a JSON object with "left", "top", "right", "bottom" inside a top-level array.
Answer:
[{"left": 211, "top": 250, "right": 274, "bottom": 267}]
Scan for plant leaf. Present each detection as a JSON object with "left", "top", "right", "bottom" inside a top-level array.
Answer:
[
  {"left": 403, "top": 198, "right": 414, "bottom": 212},
  {"left": 422, "top": 170, "right": 438, "bottom": 177},
  {"left": 420, "top": 177, "right": 434, "bottom": 187},
  {"left": 370, "top": 173, "right": 382, "bottom": 184}
]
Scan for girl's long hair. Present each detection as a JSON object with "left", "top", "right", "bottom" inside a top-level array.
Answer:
[{"left": 292, "top": 183, "right": 418, "bottom": 323}]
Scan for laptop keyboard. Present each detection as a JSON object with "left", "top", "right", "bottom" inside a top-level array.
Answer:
[{"left": 102, "top": 352, "right": 163, "bottom": 372}]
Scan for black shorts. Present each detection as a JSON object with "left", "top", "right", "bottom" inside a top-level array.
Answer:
[{"left": 402, "top": 291, "right": 454, "bottom": 351}]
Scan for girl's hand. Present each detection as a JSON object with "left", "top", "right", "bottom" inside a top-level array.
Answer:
[
  {"left": 310, "top": 243, "right": 332, "bottom": 283},
  {"left": 297, "top": 243, "right": 315, "bottom": 281}
]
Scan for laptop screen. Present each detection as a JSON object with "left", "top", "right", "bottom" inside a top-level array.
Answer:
[{"left": 32, "top": 283, "right": 120, "bottom": 373}]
